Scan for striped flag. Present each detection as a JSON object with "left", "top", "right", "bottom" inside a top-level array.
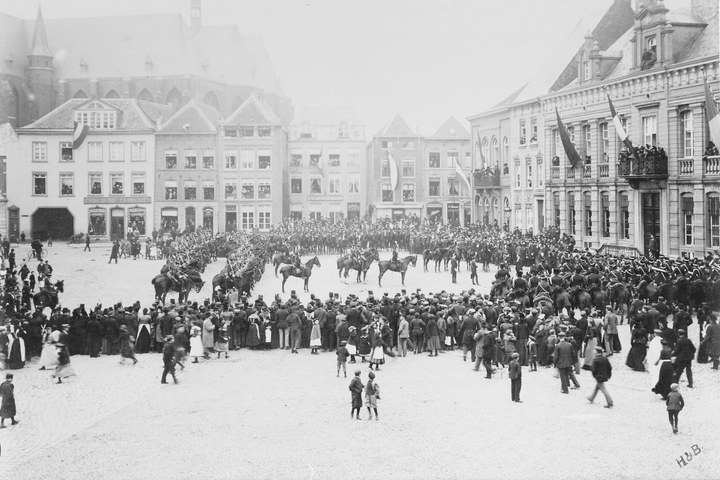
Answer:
[
  {"left": 607, "top": 95, "right": 638, "bottom": 158},
  {"left": 705, "top": 80, "right": 720, "bottom": 145},
  {"left": 454, "top": 156, "right": 472, "bottom": 194},
  {"left": 555, "top": 108, "right": 583, "bottom": 168},
  {"left": 386, "top": 149, "right": 398, "bottom": 191},
  {"left": 72, "top": 121, "right": 89, "bottom": 149}
]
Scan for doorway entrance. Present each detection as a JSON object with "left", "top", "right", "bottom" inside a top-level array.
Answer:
[
  {"left": 110, "top": 208, "right": 125, "bottom": 240},
  {"left": 32, "top": 207, "right": 74, "bottom": 240},
  {"left": 642, "top": 192, "right": 660, "bottom": 256}
]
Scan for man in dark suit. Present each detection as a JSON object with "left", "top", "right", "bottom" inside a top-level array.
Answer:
[
  {"left": 673, "top": 329, "right": 696, "bottom": 388},
  {"left": 508, "top": 352, "right": 522, "bottom": 402},
  {"left": 588, "top": 346, "right": 613, "bottom": 408},
  {"left": 554, "top": 332, "right": 575, "bottom": 393}
]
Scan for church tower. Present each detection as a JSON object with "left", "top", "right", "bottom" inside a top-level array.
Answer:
[
  {"left": 191, "top": 0, "right": 202, "bottom": 34},
  {"left": 27, "top": 6, "right": 54, "bottom": 122}
]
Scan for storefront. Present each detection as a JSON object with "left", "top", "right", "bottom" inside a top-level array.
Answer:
[
  {"left": 202, "top": 207, "right": 214, "bottom": 232},
  {"left": 160, "top": 207, "right": 178, "bottom": 232},
  {"left": 185, "top": 206, "right": 196, "bottom": 231},
  {"left": 110, "top": 207, "right": 125, "bottom": 240},
  {"left": 347, "top": 202, "right": 360, "bottom": 220},
  {"left": 225, "top": 205, "right": 237, "bottom": 232},
  {"left": 128, "top": 207, "right": 146, "bottom": 235}
]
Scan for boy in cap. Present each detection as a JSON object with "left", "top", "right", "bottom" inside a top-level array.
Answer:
[
  {"left": 336, "top": 341, "right": 349, "bottom": 378},
  {"left": 666, "top": 383, "right": 684, "bottom": 434},
  {"left": 365, "top": 371, "right": 380, "bottom": 420},
  {"left": 348, "top": 370, "right": 364, "bottom": 420}
]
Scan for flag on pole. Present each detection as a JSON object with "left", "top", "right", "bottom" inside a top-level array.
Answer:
[
  {"left": 72, "top": 121, "right": 89, "bottom": 149},
  {"left": 555, "top": 108, "right": 583, "bottom": 168},
  {"left": 317, "top": 147, "right": 326, "bottom": 178},
  {"left": 386, "top": 149, "right": 398, "bottom": 191},
  {"left": 607, "top": 95, "right": 638, "bottom": 157},
  {"left": 705, "top": 80, "right": 720, "bottom": 145},
  {"left": 454, "top": 156, "right": 472, "bottom": 194}
]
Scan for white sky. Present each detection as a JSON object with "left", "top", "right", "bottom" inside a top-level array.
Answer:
[{"left": 0, "top": 0, "right": 659, "bottom": 134}]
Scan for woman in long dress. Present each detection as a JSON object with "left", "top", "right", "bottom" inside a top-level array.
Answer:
[
  {"left": 39, "top": 327, "right": 59, "bottom": 370},
  {"left": 583, "top": 322, "right": 598, "bottom": 371},
  {"left": 625, "top": 322, "right": 648, "bottom": 372},
  {"left": 51, "top": 343, "right": 75, "bottom": 384},
  {"left": 652, "top": 350, "right": 675, "bottom": 399},
  {"left": 646, "top": 329, "right": 664, "bottom": 380},
  {"left": 134, "top": 308, "right": 152, "bottom": 354},
  {"left": 6, "top": 331, "right": 25, "bottom": 370},
  {"left": 309, "top": 319, "right": 322, "bottom": 354},
  {"left": 425, "top": 315, "right": 440, "bottom": 357},
  {"left": 368, "top": 328, "right": 385, "bottom": 370}
]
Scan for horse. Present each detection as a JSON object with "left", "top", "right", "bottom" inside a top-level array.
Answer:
[
  {"left": 506, "top": 289, "right": 530, "bottom": 309},
  {"left": 378, "top": 255, "right": 417, "bottom": 287},
  {"left": 569, "top": 286, "right": 592, "bottom": 310},
  {"left": 152, "top": 273, "right": 203, "bottom": 303},
  {"left": 490, "top": 279, "right": 512, "bottom": 299},
  {"left": 273, "top": 253, "right": 294, "bottom": 277},
  {"left": 636, "top": 279, "right": 659, "bottom": 303},
  {"left": 608, "top": 282, "right": 631, "bottom": 321},
  {"left": 337, "top": 249, "right": 379, "bottom": 283},
  {"left": 553, "top": 287, "right": 572, "bottom": 315},
  {"left": 422, "top": 248, "right": 434, "bottom": 272},
  {"left": 33, "top": 280, "right": 64, "bottom": 312},
  {"left": 279, "top": 256, "right": 321, "bottom": 293},
  {"left": 588, "top": 285, "right": 608, "bottom": 312}
]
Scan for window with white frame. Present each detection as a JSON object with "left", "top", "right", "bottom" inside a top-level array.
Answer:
[
  {"left": 225, "top": 151, "right": 238, "bottom": 169},
  {"left": 428, "top": 178, "right": 440, "bottom": 196},
  {"left": 291, "top": 178, "right": 302, "bottom": 194},
  {"left": 257, "top": 150, "right": 271, "bottom": 170},
  {"left": 241, "top": 211, "right": 254, "bottom": 230},
  {"left": 328, "top": 152, "right": 341, "bottom": 167},
  {"left": 526, "top": 204, "right": 533, "bottom": 230},
  {"left": 328, "top": 175, "right": 341, "bottom": 194},
  {"left": 240, "top": 127, "right": 254, "bottom": 137},
  {"left": 89, "top": 173, "right": 102, "bottom": 195},
  {"left": 526, "top": 161, "right": 533, "bottom": 188},
  {"left": 60, "top": 173, "right": 74, "bottom": 196},
  {"left": 33, "top": 172, "right": 47, "bottom": 195},
  {"left": 241, "top": 180, "right": 254, "bottom": 199},
  {"left": 131, "top": 141, "right": 145, "bottom": 161},
  {"left": 681, "top": 195, "right": 693, "bottom": 245},
  {"left": 338, "top": 122, "right": 349, "bottom": 138},
  {"left": 348, "top": 176, "right": 360, "bottom": 193},
  {"left": 582, "top": 125, "right": 592, "bottom": 160},
  {"left": 184, "top": 150, "right": 197, "bottom": 169},
  {"left": 240, "top": 150, "right": 254, "bottom": 170},
  {"left": 568, "top": 192, "right": 576, "bottom": 235},
  {"left": 60, "top": 142, "right": 73, "bottom": 162},
  {"left": 402, "top": 183, "right": 415, "bottom": 202},
  {"left": 446, "top": 151, "right": 458, "bottom": 169},
  {"left": 258, "top": 210, "right": 271, "bottom": 230},
  {"left": 74, "top": 107, "right": 116, "bottom": 129},
  {"left": 381, "top": 158, "right": 390, "bottom": 177},
  {"left": 224, "top": 180, "right": 237, "bottom": 200},
  {"left": 258, "top": 180, "right": 271, "bottom": 199},
  {"left": 258, "top": 126, "right": 272, "bottom": 138},
  {"left": 184, "top": 180, "right": 197, "bottom": 200},
  {"left": 491, "top": 138, "right": 499, "bottom": 167},
  {"left": 88, "top": 142, "right": 103, "bottom": 162},
  {"left": 600, "top": 123, "right": 609, "bottom": 163},
  {"left": 681, "top": 110, "right": 694, "bottom": 158},
  {"left": 310, "top": 177, "right": 322, "bottom": 194},
  {"left": 132, "top": 172, "right": 145, "bottom": 195},
  {"left": 428, "top": 152, "right": 440, "bottom": 168},
  {"left": 223, "top": 127, "right": 237, "bottom": 138},
  {"left": 619, "top": 192, "right": 630, "bottom": 240},
  {"left": 643, "top": 115, "right": 657, "bottom": 146},
  {"left": 709, "top": 195, "right": 720, "bottom": 247},
  {"left": 503, "top": 137, "right": 509, "bottom": 174},
  {"left": 203, "top": 181, "right": 214, "bottom": 200},
  {"left": 515, "top": 160, "right": 521, "bottom": 188},
  {"left": 347, "top": 150, "right": 360, "bottom": 168},
  {"left": 584, "top": 192, "right": 592, "bottom": 236},
  {"left": 291, "top": 153, "right": 303, "bottom": 167},
  {"left": 381, "top": 182, "right": 393, "bottom": 202},
  {"left": 402, "top": 157, "right": 415, "bottom": 177},
  {"left": 202, "top": 150, "right": 214, "bottom": 169},
  {"left": 448, "top": 177, "right": 459, "bottom": 196},
  {"left": 165, "top": 150, "right": 177, "bottom": 169},
  {"left": 601, "top": 192, "right": 610, "bottom": 237},
  {"left": 519, "top": 120, "right": 527, "bottom": 145},
  {"left": 109, "top": 142, "right": 123, "bottom": 162},
  {"left": 110, "top": 173, "right": 124, "bottom": 195},
  {"left": 537, "top": 158, "right": 544, "bottom": 187},
  {"left": 530, "top": 119, "right": 538, "bottom": 144}
]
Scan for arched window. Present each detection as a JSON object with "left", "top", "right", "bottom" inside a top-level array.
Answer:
[
  {"left": 203, "top": 90, "right": 220, "bottom": 111},
  {"left": 137, "top": 88, "right": 154, "bottom": 102},
  {"left": 105, "top": 89, "right": 120, "bottom": 99},
  {"left": 481, "top": 139, "right": 490, "bottom": 168},
  {"left": 680, "top": 110, "right": 694, "bottom": 158},
  {"left": 165, "top": 87, "right": 182, "bottom": 105},
  {"left": 502, "top": 137, "right": 509, "bottom": 174},
  {"left": 73, "top": 89, "right": 88, "bottom": 99},
  {"left": 491, "top": 137, "right": 499, "bottom": 167}
]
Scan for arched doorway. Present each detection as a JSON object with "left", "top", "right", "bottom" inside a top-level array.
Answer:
[
  {"left": 203, "top": 207, "right": 214, "bottom": 233},
  {"left": 31, "top": 208, "right": 74, "bottom": 240}
]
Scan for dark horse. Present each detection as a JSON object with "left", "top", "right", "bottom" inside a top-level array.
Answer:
[
  {"left": 378, "top": 255, "right": 417, "bottom": 287},
  {"left": 152, "top": 274, "right": 204, "bottom": 303},
  {"left": 273, "top": 253, "right": 294, "bottom": 277},
  {"left": 337, "top": 249, "right": 379, "bottom": 283},
  {"left": 33, "top": 280, "right": 64, "bottom": 311},
  {"left": 279, "top": 256, "right": 321, "bottom": 293}
]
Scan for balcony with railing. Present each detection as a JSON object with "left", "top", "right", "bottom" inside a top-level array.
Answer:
[
  {"left": 599, "top": 163, "right": 609, "bottom": 178},
  {"left": 679, "top": 158, "right": 694, "bottom": 176},
  {"left": 617, "top": 146, "right": 668, "bottom": 188},
  {"left": 551, "top": 166, "right": 560, "bottom": 180},
  {"left": 473, "top": 168, "right": 501, "bottom": 187},
  {"left": 566, "top": 167, "right": 576, "bottom": 179},
  {"left": 703, "top": 142, "right": 720, "bottom": 176},
  {"left": 583, "top": 165, "right": 591, "bottom": 178}
]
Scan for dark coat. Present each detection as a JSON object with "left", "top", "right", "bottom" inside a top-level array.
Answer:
[
  {"left": 591, "top": 354, "right": 612, "bottom": 382},
  {"left": 508, "top": 359, "right": 522, "bottom": 379},
  {"left": 673, "top": 336, "right": 696, "bottom": 363},
  {"left": 554, "top": 340, "right": 574, "bottom": 368}
]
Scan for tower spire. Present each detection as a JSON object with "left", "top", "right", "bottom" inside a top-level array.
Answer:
[{"left": 31, "top": 6, "right": 52, "bottom": 57}]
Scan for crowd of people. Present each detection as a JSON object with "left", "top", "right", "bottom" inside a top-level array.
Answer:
[{"left": 0, "top": 218, "right": 718, "bottom": 435}]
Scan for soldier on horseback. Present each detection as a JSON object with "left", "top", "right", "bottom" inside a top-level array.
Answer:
[{"left": 391, "top": 242, "right": 400, "bottom": 270}]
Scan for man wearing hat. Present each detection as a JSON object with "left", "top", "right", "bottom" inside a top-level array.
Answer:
[
  {"left": 553, "top": 332, "right": 578, "bottom": 394},
  {"left": 348, "top": 369, "right": 364, "bottom": 420},
  {"left": 672, "top": 329, "right": 696, "bottom": 388},
  {"left": 161, "top": 335, "right": 178, "bottom": 384},
  {"left": 587, "top": 346, "right": 613, "bottom": 408}
]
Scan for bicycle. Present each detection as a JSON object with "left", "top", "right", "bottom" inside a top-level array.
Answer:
[{"left": 27, "top": 248, "right": 49, "bottom": 261}]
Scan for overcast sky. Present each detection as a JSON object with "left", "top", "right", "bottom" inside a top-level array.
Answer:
[{"left": 0, "top": 0, "right": 659, "bottom": 134}]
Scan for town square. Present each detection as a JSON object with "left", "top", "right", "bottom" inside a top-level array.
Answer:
[{"left": 0, "top": 0, "right": 719, "bottom": 479}]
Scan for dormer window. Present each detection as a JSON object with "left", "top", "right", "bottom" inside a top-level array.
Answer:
[
  {"left": 74, "top": 102, "right": 117, "bottom": 130},
  {"left": 583, "top": 61, "right": 590, "bottom": 81},
  {"left": 641, "top": 36, "right": 657, "bottom": 70}
]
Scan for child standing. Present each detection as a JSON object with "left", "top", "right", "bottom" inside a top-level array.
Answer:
[
  {"left": 365, "top": 371, "right": 380, "bottom": 420},
  {"left": 666, "top": 383, "right": 684, "bottom": 434},
  {"left": 347, "top": 326, "right": 358, "bottom": 363},
  {"left": 189, "top": 325, "right": 203, "bottom": 363},
  {"left": 215, "top": 324, "right": 229, "bottom": 359},
  {"left": 336, "top": 341, "right": 349, "bottom": 377},
  {"left": 528, "top": 336, "right": 537, "bottom": 371},
  {"left": 348, "top": 370, "right": 364, "bottom": 420},
  {"left": 310, "top": 319, "right": 321, "bottom": 355}
]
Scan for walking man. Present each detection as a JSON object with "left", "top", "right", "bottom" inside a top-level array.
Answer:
[
  {"left": 587, "top": 346, "right": 614, "bottom": 408},
  {"left": 348, "top": 370, "right": 364, "bottom": 420},
  {"left": 108, "top": 240, "right": 119, "bottom": 264},
  {"left": 509, "top": 352, "right": 522, "bottom": 402},
  {"left": 554, "top": 332, "right": 578, "bottom": 394},
  {"left": 84, "top": 235, "right": 91, "bottom": 252},
  {"left": 673, "top": 329, "right": 696, "bottom": 388},
  {"left": 161, "top": 335, "right": 178, "bottom": 384}
]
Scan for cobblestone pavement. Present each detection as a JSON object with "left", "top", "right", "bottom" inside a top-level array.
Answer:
[{"left": 0, "top": 246, "right": 718, "bottom": 479}]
